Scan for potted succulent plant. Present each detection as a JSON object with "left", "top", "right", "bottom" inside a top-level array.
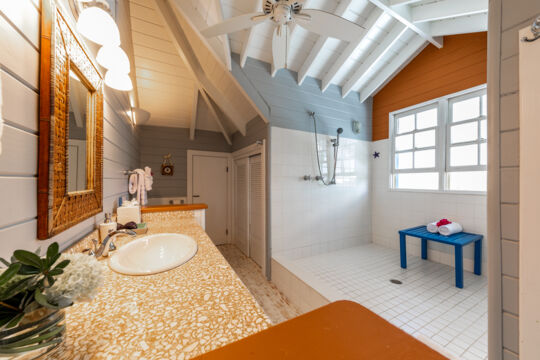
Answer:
[{"left": 0, "top": 242, "right": 104, "bottom": 358}]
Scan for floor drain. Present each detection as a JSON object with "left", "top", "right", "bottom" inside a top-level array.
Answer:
[{"left": 390, "top": 279, "right": 402, "bottom": 285}]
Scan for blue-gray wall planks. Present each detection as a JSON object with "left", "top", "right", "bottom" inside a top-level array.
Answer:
[
  {"left": 139, "top": 126, "right": 232, "bottom": 198},
  {"left": 230, "top": 53, "right": 372, "bottom": 141}
]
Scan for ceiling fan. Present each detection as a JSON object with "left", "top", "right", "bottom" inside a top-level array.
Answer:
[{"left": 201, "top": 0, "right": 365, "bottom": 72}]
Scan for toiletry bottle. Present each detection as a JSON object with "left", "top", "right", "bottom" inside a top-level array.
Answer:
[{"left": 99, "top": 213, "right": 117, "bottom": 242}]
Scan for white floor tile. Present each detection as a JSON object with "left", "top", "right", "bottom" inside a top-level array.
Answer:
[{"left": 274, "top": 243, "right": 488, "bottom": 359}]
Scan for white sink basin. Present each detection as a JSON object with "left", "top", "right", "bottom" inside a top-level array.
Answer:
[{"left": 109, "top": 233, "right": 198, "bottom": 275}]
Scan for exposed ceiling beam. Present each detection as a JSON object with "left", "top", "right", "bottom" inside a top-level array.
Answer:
[
  {"left": 411, "top": 0, "right": 488, "bottom": 23},
  {"left": 199, "top": 89, "right": 232, "bottom": 145},
  {"left": 368, "top": 0, "right": 443, "bottom": 48},
  {"left": 213, "top": 0, "right": 232, "bottom": 70},
  {"left": 155, "top": 0, "right": 247, "bottom": 135},
  {"left": 389, "top": 0, "right": 422, "bottom": 5},
  {"left": 431, "top": 13, "right": 488, "bottom": 37},
  {"left": 119, "top": 0, "right": 140, "bottom": 111},
  {"left": 172, "top": 1, "right": 231, "bottom": 71},
  {"left": 296, "top": 0, "right": 353, "bottom": 86},
  {"left": 190, "top": 87, "right": 198, "bottom": 140},
  {"left": 171, "top": 0, "right": 270, "bottom": 126},
  {"left": 359, "top": 35, "right": 427, "bottom": 102},
  {"left": 341, "top": 23, "right": 408, "bottom": 98},
  {"left": 240, "top": 0, "right": 261, "bottom": 68},
  {"left": 321, "top": 8, "right": 384, "bottom": 92}
]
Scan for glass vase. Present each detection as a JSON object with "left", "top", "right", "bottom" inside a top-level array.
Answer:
[{"left": 0, "top": 308, "right": 65, "bottom": 359}]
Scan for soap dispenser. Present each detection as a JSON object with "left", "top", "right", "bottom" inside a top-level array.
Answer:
[{"left": 99, "top": 213, "right": 117, "bottom": 242}]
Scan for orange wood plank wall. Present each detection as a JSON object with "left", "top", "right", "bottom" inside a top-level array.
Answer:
[{"left": 371, "top": 32, "right": 487, "bottom": 141}]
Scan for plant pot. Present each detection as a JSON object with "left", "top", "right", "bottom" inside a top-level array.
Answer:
[{"left": 0, "top": 309, "right": 65, "bottom": 359}]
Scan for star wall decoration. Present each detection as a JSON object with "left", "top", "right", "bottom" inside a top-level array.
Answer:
[{"left": 373, "top": 151, "right": 380, "bottom": 159}]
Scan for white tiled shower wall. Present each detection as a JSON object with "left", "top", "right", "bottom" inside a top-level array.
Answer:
[
  {"left": 371, "top": 139, "right": 487, "bottom": 274},
  {"left": 270, "top": 127, "right": 371, "bottom": 259}
]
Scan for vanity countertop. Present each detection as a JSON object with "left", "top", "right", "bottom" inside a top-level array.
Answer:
[{"left": 55, "top": 210, "right": 271, "bottom": 359}]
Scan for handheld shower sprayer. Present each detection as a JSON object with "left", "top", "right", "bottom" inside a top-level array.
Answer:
[{"left": 308, "top": 111, "right": 343, "bottom": 186}]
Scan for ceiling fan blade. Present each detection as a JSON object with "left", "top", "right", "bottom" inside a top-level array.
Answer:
[
  {"left": 201, "top": 12, "right": 268, "bottom": 37},
  {"left": 295, "top": 9, "right": 365, "bottom": 42},
  {"left": 272, "top": 25, "right": 289, "bottom": 74}
]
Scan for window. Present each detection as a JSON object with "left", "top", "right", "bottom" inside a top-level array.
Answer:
[{"left": 390, "top": 86, "right": 487, "bottom": 192}]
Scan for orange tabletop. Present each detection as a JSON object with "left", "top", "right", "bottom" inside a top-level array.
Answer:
[{"left": 194, "top": 300, "right": 448, "bottom": 360}]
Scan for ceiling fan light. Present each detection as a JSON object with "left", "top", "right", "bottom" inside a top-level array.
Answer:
[
  {"left": 97, "top": 45, "right": 130, "bottom": 73},
  {"left": 76, "top": 7, "right": 120, "bottom": 46},
  {"left": 105, "top": 70, "right": 133, "bottom": 91}
]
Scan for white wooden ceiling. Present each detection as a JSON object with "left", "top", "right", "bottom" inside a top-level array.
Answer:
[{"left": 127, "top": 0, "right": 487, "bottom": 134}]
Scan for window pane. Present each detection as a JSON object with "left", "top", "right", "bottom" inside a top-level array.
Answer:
[
  {"left": 417, "top": 108, "right": 437, "bottom": 129},
  {"left": 480, "top": 143, "right": 487, "bottom": 165},
  {"left": 451, "top": 122, "right": 478, "bottom": 144},
  {"left": 414, "top": 149, "right": 435, "bottom": 168},
  {"left": 397, "top": 115, "right": 414, "bottom": 134},
  {"left": 395, "top": 152, "right": 412, "bottom": 169},
  {"left": 395, "top": 134, "right": 413, "bottom": 151},
  {"left": 448, "top": 171, "right": 487, "bottom": 192},
  {"left": 414, "top": 130, "right": 436, "bottom": 148},
  {"left": 450, "top": 144, "right": 478, "bottom": 167},
  {"left": 480, "top": 119, "right": 487, "bottom": 139},
  {"left": 481, "top": 94, "right": 487, "bottom": 116},
  {"left": 395, "top": 173, "right": 439, "bottom": 190},
  {"left": 452, "top": 97, "right": 480, "bottom": 122}
]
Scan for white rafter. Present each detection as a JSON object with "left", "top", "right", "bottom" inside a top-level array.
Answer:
[
  {"left": 341, "top": 22, "right": 408, "bottom": 98},
  {"left": 155, "top": 0, "right": 247, "bottom": 136},
  {"left": 368, "top": 0, "right": 443, "bottom": 48},
  {"left": 389, "top": 0, "right": 422, "bottom": 5},
  {"left": 431, "top": 13, "right": 488, "bottom": 37},
  {"left": 359, "top": 35, "right": 427, "bottom": 102},
  {"left": 411, "top": 0, "right": 488, "bottom": 23},
  {"left": 240, "top": 0, "right": 261, "bottom": 68},
  {"left": 190, "top": 87, "right": 198, "bottom": 140},
  {"left": 199, "top": 89, "right": 232, "bottom": 145},
  {"left": 321, "top": 8, "right": 384, "bottom": 92},
  {"left": 213, "top": 0, "right": 232, "bottom": 70},
  {"left": 296, "top": 0, "right": 353, "bottom": 86}
]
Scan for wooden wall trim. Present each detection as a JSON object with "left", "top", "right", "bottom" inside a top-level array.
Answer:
[
  {"left": 372, "top": 33, "right": 487, "bottom": 141},
  {"left": 141, "top": 204, "right": 208, "bottom": 213}
]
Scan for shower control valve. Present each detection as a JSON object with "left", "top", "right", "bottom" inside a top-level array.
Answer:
[{"left": 303, "top": 175, "right": 312, "bottom": 181}]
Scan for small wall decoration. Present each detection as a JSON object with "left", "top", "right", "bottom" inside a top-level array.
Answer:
[{"left": 161, "top": 153, "right": 174, "bottom": 176}]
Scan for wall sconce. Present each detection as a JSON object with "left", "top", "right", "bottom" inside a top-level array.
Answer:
[{"left": 71, "top": 0, "right": 132, "bottom": 91}]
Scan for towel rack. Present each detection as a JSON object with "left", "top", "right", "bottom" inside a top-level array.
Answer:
[
  {"left": 123, "top": 170, "right": 137, "bottom": 176},
  {"left": 522, "top": 16, "right": 540, "bottom": 43}
]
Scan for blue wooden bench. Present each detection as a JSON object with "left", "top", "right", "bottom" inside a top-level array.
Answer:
[{"left": 398, "top": 226, "right": 483, "bottom": 288}]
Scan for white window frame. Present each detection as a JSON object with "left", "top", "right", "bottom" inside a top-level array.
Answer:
[{"left": 389, "top": 84, "right": 487, "bottom": 194}]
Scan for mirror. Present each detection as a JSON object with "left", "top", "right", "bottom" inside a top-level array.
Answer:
[
  {"left": 38, "top": 0, "right": 104, "bottom": 239},
  {"left": 67, "top": 68, "right": 89, "bottom": 193}
]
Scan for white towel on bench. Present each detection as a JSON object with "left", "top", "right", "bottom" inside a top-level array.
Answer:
[
  {"left": 427, "top": 222, "right": 439, "bottom": 233},
  {"left": 439, "top": 222, "right": 463, "bottom": 236}
]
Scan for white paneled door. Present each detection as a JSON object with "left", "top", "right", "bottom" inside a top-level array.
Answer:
[
  {"left": 519, "top": 25, "right": 540, "bottom": 359},
  {"left": 192, "top": 154, "right": 229, "bottom": 245},
  {"left": 249, "top": 154, "right": 265, "bottom": 268}
]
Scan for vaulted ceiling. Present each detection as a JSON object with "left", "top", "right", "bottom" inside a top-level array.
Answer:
[{"left": 126, "top": 0, "right": 488, "bottom": 140}]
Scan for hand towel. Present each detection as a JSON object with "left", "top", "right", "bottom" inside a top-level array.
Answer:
[
  {"left": 427, "top": 222, "right": 439, "bottom": 233},
  {"left": 438, "top": 222, "right": 463, "bottom": 236},
  {"left": 128, "top": 174, "right": 138, "bottom": 194},
  {"left": 134, "top": 169, "right": 147, "bottom": 206},
  {"left": 144, "top": 166, "right": 153, "bottom": 191}
]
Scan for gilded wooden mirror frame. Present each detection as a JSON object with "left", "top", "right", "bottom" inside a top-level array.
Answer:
[{"left": 38, "top": 0, "right": 104, "bottom": 239}]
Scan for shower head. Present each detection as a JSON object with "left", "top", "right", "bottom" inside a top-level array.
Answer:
[{"left": 337, "top": 128, "right": 343, "bottom": 134}]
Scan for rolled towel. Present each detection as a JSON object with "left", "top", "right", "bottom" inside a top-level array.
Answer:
[
  {"left": 427, "top": 222, "right": 439, "bottom": 233},
  {"left": 128, "top": 174, "right": 138, "bottom": 194},
  {"left": 439, "top": 222, "right": 463, "bottom": 236}
]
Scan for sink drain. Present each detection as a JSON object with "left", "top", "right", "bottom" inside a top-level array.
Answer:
[{"left": 390, "top": 279, "right": 402, "bottom": 285}]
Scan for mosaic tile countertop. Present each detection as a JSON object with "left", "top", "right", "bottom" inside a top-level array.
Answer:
[{"left": 54, "top": 211, "right": 271, "bottom": 359}]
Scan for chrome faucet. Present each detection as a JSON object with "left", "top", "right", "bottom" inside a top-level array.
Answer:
[{"left": 94, "top": 229, "right": 136, "bottom": 258}]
